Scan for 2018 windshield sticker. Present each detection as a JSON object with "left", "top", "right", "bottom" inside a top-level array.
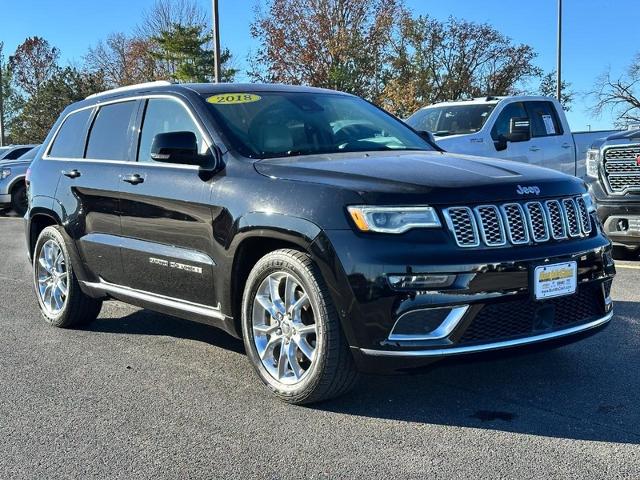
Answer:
[{"left": 207, "top": 93, "right": 261, "bottom": 105}]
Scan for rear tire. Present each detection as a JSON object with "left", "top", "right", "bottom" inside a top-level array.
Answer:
[
  {"left": 241, "top": 249, "right": 359, "bottom": 404},
  {"left": 33, "top": 226, "right": 102, "bottom": 328},
  {"left": 11, "top": 182, "right": 27, "bottom": 217}
]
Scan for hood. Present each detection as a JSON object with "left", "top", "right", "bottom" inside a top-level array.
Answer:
[
  {"left": 590, "top": 129, "right": 640, "bottom": 149},
  {"left": 0, "top": 159, "right": 31, "bottom": 168},
  {"left": 254, "top": 150, "right": 585, "bottom": 204}
]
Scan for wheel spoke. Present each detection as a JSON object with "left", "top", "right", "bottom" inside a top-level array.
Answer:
[
  {"left": 253, "top": 323, "right": 279, "bottom": 336},
  {"left": 259, "top": 335, "right": 281, "bottom": 361},
  {"left": 284, "top": 275, "right": 297, "bottom": 311},
  {"left": 58, "top": 277, "right": 68, "bottom": 297},
  {"left": 53, "top": 287, "right": 64, "bottom": 311},
  {"left": 256, "top": 294, "right": 279, "bottom": 318},
  {"left": 286, "top": 341, "right": 303, "bottom": 380},
  {"left": 296, "top": 324, "right": 316, "bottom": 336},
  {"left": 290, "top": 293, "right": 309, "bottom": 317},
  {"left": 294, "top": 336, "right": 315, "bottom": 361},
  {"left": 38, "top": 257, "right": 52, "bottom": 274},
  {"left": 277, "top": 339, "right": 289, "bottom": 379},
  {"left": 268, "top": 276, "right": 285, "bottom": 314}
]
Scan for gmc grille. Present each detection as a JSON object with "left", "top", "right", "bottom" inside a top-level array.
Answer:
[
  {"left": 444, "top": 196, "right": 592, "bottom": 248},
  {"left": 603, "top": 145, "right": 640, "bottom": 194}
]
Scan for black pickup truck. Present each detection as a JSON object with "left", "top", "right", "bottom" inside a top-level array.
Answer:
[{"left": 25, "top": 81, "right": 615, "bottom": 404}]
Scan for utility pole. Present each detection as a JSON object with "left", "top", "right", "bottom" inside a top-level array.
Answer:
[
  {"left": 556, "top": 0, "right": 563, "bottom": 101},
  {"left": 0, "top": 43, "right": 5, "bottom": 147},
  {"left": 212, "top": 0, "right": 222, "bottom": 83}
]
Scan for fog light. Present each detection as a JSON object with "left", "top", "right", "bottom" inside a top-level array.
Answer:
[
  {"left": 389, "top": 306, "right": 468, "bottom": 341},
  {"left": 387, "top": 274, "right": 455, "bottom": 290}
]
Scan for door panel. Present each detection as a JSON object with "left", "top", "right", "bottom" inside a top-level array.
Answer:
[{"left": 119, "top": 165, "right": 216, "bottom": 306}]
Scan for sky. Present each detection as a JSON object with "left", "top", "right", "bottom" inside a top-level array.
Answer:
[{"left": 2, "top": 0, "right": 639, "bottom": 131}]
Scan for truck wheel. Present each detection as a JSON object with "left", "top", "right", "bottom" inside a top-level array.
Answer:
[
  {"left": 11, "top": 182, "right": 27, "bottom": 216},
  {"left": 241, "top": 249, "right": 359, "bottom": 404},
  {"left": 33, "top": 226, "right": 102, "bottom": 328}
]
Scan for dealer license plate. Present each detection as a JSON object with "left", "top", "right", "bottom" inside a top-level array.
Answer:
[{"left": 533, "top": 261, "right": 577, "bottom": 300}]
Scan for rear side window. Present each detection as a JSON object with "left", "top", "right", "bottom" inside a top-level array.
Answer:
[
  {"left": 48, "top": 108, "right": 92, "bottom": 158},
  {"left": 4, "top": 147, "right": 31, "bottom": 159},
  {"left": 526, "top": 101, "right": 563, "bottom": 137},
  {"left": 86, "top": 101, "right": 137, "bottom": 160}
]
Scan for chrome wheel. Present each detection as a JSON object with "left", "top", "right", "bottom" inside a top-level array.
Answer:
[
  {"left": 252, "top": 272, "right": 317, "bottom": 385},
  {"left": 36, "top": 239, "right": 68, "bottom": 316}
]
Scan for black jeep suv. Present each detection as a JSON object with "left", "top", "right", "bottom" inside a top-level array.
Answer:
[{"left": 26, "top": 81, "right": 615, "bottom": 404}]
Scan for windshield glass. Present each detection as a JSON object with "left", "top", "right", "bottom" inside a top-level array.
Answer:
[
  {"left": 406, "top": 104, "right": 496, "bottom": 137},
  {"left": 204, "top": 91, "right": 432, "bottom": 159}
]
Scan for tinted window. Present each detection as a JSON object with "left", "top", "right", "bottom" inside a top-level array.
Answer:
[
  {"left": 137, "top": 98, "right": 207, "bottom": 163},
  {"left": 526, "top": 101, "right": 563, "bottom": 137},
  {"left": 491, "top": 102, "right": 529, "bottom": 141},
  {"left": 86, "top": 101, "right": 137, "bottom": 160},
  {"left": 17, "top": 147, "right": 39, "bottom": 161},
  {"left": 204, "top": 91, "right": 432, "bottom": 159},
  {"left": 49, "top": 109, "right": 92, "bottom": 158},
  {"left": 406, "top": 104, "right": 495, "bottom": 137},
  {"left": 4, "top": 147, "right": 32, "bottom": 159}
]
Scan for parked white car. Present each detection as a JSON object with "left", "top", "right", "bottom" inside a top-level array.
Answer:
[{"left": 405, "top": 96, "right": 619, "bottom": 178}]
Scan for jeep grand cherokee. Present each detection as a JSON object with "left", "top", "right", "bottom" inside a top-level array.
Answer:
[{"left": 25, "top": 81, "right": 615, "bottom": 404}]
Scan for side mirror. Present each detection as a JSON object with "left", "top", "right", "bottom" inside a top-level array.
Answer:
[
  {"left": 494, "top": 138, "right": 508, "bottom": 151},
  {"left": 507, "top": 117, "right": 531, "bottom": 142},
  {"left": 416, "top": 130, "right": 444, "bottom": 152},
  {"left": 150, "top": 131, "right": 203, "bottom": 166}
]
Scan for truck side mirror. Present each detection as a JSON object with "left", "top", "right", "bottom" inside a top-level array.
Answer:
[{"left": 507, "top": 117, "right": 531, "bottom": 142}]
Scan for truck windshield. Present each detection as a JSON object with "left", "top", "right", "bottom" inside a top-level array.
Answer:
[
  {"left": 406, "top": 104, "right": 496, "bottom": 137},
  {"left": 204, "top": 91, "right": 432, "bottom": 159}
]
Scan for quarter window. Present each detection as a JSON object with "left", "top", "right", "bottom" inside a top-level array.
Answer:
[
  {"left": 526, "top": 101, "right": 563, "bottom": 137},
  {"left": 86, "top": 101, "right": 137, "bottom": 160},
  {"left": 137, "top": 98, "right": 207, "bottom": 163},
  {"left": 48, "top": 108, "right": 92, "bottom": 158}
]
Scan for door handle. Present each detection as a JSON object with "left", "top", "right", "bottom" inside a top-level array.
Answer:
[
  {"left": 529, "top": 146, "right": 541, "bottom": 152},
  {"left": 62, "top": 169, "right": 81, "bottom": 179},
  {"left": 561, "top": 143, "right": 572, "bottom": 149},
  {"left": 122, "top": 174, "right": 144, "bottom": 185}
]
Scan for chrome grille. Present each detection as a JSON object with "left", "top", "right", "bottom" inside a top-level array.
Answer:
[
  {"left": 603, "top": 145, "right": 640, "bottom": 193},
  {"left": 445, "top": 207, "right": 479, "bottom": 247},
  {"left": 562, "top": 198, "right": 581, "bottom": 237},
  {"left": 475, "top": 206, "right": 506, "bottom": 246},
  {"left": 545, "top": 200, "right": 566, "bottom": 239},
  {"left": 445, "top": 197, "right": 592, "bottom": 248},
  {"left": 575, "top": 196, "right": 592, "bottom": 234},
  {"left": 525, "top": 202, "right": 549, "bottom": 242},
  {"left": 501, "top": 203, "right": 528, "bottom": 244}
]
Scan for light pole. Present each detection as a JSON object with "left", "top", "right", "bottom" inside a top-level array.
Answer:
[
  {"left": 556, "top": 0, "right": 563, "bottom": 101},
  {"left": 212, "top": 0, "right": 222, "bottom": 83}
]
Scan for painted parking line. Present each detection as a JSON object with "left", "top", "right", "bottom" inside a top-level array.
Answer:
[{"left": 615, "top": 263, "right": 640, "bottom": 270}]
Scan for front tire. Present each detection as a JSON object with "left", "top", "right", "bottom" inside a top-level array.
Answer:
[
  {"left": 11, "top": 182, "right": 27, "bottom": 216},
  {"left": 33, "top": 226, "right": 102, "bottom": 328},
  {"left": 241, "top": 249, "right": 358, "bottom": 404}
]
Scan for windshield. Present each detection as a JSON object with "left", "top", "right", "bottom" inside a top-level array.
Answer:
[
  {"left": 406, "top": 104, "right": 496, "bottom": 137},
  {"left": 204, "top": 91, "right": 432, "bottom": 159}
]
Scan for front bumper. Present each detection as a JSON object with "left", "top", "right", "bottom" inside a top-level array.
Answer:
[
  {"left": 0, "top": 192, "right": 11, "bottom": 206},
  {"left": 322, "top": 223, "right": 615, "bottom": 373}
]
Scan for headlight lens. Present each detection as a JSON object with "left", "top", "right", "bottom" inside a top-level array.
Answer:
[
  {"left": 347, "top": 206, "right": 441, "bottom": 233},
  {"left": 0, "top": 168, "right": 11, "bottom": 180},
  {"left": 586, "top": 149, "right": 600, "bottom": 178},
  {"left": 582, "top": 191, "right": 596, "bottom": 212}
]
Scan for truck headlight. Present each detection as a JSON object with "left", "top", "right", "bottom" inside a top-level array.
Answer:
[
  {"left": 0, "top": 168, "right": 11, "bottom": 180},
  {"left": 347, "top": 206, "right": 441, "bottom": 233},
  {"left": 586, "top": 149, "right": 600, "bottom": 179}
]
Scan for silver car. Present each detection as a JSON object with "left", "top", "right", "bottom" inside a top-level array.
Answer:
[{"left": 0, "top": 146, "right": 40, "bottom": 215}]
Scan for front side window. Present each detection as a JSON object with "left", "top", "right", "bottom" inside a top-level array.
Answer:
[
  {"left": 137, "top": 98, "right": 207, "bottom": 163},
  {"left": 204, "top": 91, "right": 432, "bottom": 159},
  {"left": 526, "top": 101, "right": 563, "bottom": 137},
  {"left": 406, "top": 104, "right": 495, "bottom": 137},
  {"left": 48, "top": 108, "right": 93, "bottom": 158},
  {"left": 86, "top": 101, "right": 137, "bottom": 160},
  {"left": 491, "top": 102, "right": 529, "bottom": 141}
]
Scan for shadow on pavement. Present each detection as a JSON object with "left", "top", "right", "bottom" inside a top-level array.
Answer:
[{"left": 83, "top": 297, "right": 639, "bottom": 445}]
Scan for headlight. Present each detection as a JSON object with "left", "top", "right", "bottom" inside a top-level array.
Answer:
[
  {"left": 586, "top": 149, "right": 600, "bottom": 179},
  {"left": 0, "top": 168, "right": 11, "bottom": 180},
  {"left": 347, "top": 205, "right": 441, "bottom": 233},
  {"left": 582, "top": 191, "right": 596, "bottom": 212}
]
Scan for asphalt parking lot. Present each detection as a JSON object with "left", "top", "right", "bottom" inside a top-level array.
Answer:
[{"left": 0, "top": 215, "right": 638, "bottom": 479}]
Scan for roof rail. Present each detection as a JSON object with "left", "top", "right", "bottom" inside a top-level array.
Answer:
[{"left": 86, "top": 80, "right": 174, "bottom": 99}]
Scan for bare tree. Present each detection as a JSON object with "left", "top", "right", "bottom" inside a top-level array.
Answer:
[
  {"left": 591, "top": 53, "right": 640, "bottom": 126},
  {"left": 9, "top": 36, "right": 60, "bottom": 96},
  {"left": 136, "top": 0, "right": 208, "bottom": 38},
  {"left": 85, "top": 33, "right": 157, "bottom": 87},
  {"left": 538, "top": 70, "right": 574, "bottom": 111}
]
